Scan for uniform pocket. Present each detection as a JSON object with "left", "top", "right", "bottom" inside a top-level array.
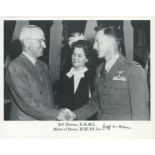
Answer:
[
  {"left": 110, "top": 80, "right": 128, "bottom": 89},
  {"left": 109, "top": 80, "right": 129, "bottom": 105}
]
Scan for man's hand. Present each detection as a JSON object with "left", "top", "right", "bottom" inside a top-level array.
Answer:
[{"left": 57, "top": 108, "right": 76, "bottom": 121}]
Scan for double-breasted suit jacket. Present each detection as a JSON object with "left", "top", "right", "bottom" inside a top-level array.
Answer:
[
  {"left": 75, "top": 55, "right": 149, "bottom": 120},
  {"left": 5, "top": 54, "right": 58, "bottom": 120}
]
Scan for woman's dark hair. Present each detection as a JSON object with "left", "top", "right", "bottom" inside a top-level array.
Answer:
[
  {"left": 71, "top": 40, "right": 98, "bottom": 70},
  {"left": 71, "top": 40, "right": 92, "bottom": 59}
]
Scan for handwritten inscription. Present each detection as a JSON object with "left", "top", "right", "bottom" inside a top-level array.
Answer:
[{"left": 53, "top": 122, "right": 131, "bottom": 131}]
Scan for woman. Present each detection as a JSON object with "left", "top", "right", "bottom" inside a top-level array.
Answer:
[{"left": 60, "top": 38, "right": 97, "bottom": 120}]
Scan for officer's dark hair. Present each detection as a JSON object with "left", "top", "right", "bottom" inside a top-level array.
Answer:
[{"left": 95, "top": 26, "right": 123, "bottom": 49}]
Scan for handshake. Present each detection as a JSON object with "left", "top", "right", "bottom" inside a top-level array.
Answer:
[{"left": 57, "top": 108, "right": 76, "bottom": 121}]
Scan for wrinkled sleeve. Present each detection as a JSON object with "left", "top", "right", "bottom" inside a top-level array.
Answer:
[
  {"left": 74, "top": 76, "right": 99, "bottom": 120},
  {"left": 128, "top": 65, "right": 149, "bottom": 120},
  {"left": 5, "top": 65, "right": 58, "bottom": 120}
]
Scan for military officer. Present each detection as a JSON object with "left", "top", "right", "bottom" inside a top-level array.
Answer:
[{"left": 74, "top": 26, "right": 149, "bottom": 120}]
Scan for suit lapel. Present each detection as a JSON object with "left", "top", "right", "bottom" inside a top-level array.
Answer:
[
  {"left": 19, "top": 54, "right": 54, "bottom": 106},
  {"left": 66, "top": 75, "right": 74, "bottom": 95},
  {"left": 74, "top": 72, "right": 87, "bottom": 95},
  {"left": 20, "top": 54, "right": 38, "bottom": 74},
  {"left": 20, "top": 54, "right": 46, "bottom": 86},
  {"left": 20, "top": 54, "right": 35, "bottom": 67},
  {"left": 74, "top": 77, "right": 82, "bottom": 95}
]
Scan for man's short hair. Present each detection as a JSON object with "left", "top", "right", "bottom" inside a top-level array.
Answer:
[
  {"left": 95, "top": 25, "right": 122, "bottom": 41},
  {"left": 95, "top": 25, "right": 123, "bottom": 49},
  {"left": 19, "top": 25, "right": 42, "bottom": 42}
]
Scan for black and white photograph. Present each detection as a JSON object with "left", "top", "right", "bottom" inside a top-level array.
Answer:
[
  {"left": 1, "top": 1, "right": 155, "bottom": 155},
  {"left": 0, "top": 17, "right": 154, "bottom": 139},
  {"left": 4, "top": 20, "right": 150, "bottom": 121}
]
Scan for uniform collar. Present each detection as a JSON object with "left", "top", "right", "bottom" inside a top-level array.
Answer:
[{"left": 105, "top": 53, "right": 120, "bottom": 73}]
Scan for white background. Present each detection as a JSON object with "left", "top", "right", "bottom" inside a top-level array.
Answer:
[{"left": 0, "top": 0, "right": 155, "bottom": 155}]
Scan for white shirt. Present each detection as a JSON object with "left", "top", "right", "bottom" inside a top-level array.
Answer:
[
  {"left": 66, "top": 67, "right": 88, "bottom": 93},
  {"left": 105, "top": 54, "right": 120, "bottom": 73},
  {"left": 22, "top": 51, "right": 36, "bottom": 66}
]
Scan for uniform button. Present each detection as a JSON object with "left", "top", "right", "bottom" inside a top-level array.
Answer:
[{"left": 40, "top": 91, "right": 42, "bottom": 94}]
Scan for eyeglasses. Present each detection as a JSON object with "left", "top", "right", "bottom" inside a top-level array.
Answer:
[{"left": 24, "top": 38, "right": 46, "bottom": 44}]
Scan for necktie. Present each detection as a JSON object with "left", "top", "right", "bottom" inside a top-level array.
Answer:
[
  {"left": 35, "top": 60, "right": 41, "bottom": 72},
  {"left": 35, "top": 61, "right": 52, "bottom": 104},
  {"left": 35, "top": 61, "right": 45, "bottom": 83},
  {"left": 100, "top": 59, "right": 107, "bottom": 79}
]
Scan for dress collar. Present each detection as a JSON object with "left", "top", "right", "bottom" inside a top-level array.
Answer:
[{"left": 66, "top": 67, "right": 88, "bottom": 78}]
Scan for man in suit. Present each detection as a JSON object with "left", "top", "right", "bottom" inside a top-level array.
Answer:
[
  {"left": 5, "top": 25, "right": 74, "bottom": 120},
  {"left": 73, "top": 26, "right": 149, "bottom": 120}
]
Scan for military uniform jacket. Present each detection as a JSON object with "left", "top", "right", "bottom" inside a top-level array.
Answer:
[
  {"left": 5, "top": 54, "right": 58, "bottom": 120},
  {"left": 75, "top": 55, "right": 149, "bottom": 120}
]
